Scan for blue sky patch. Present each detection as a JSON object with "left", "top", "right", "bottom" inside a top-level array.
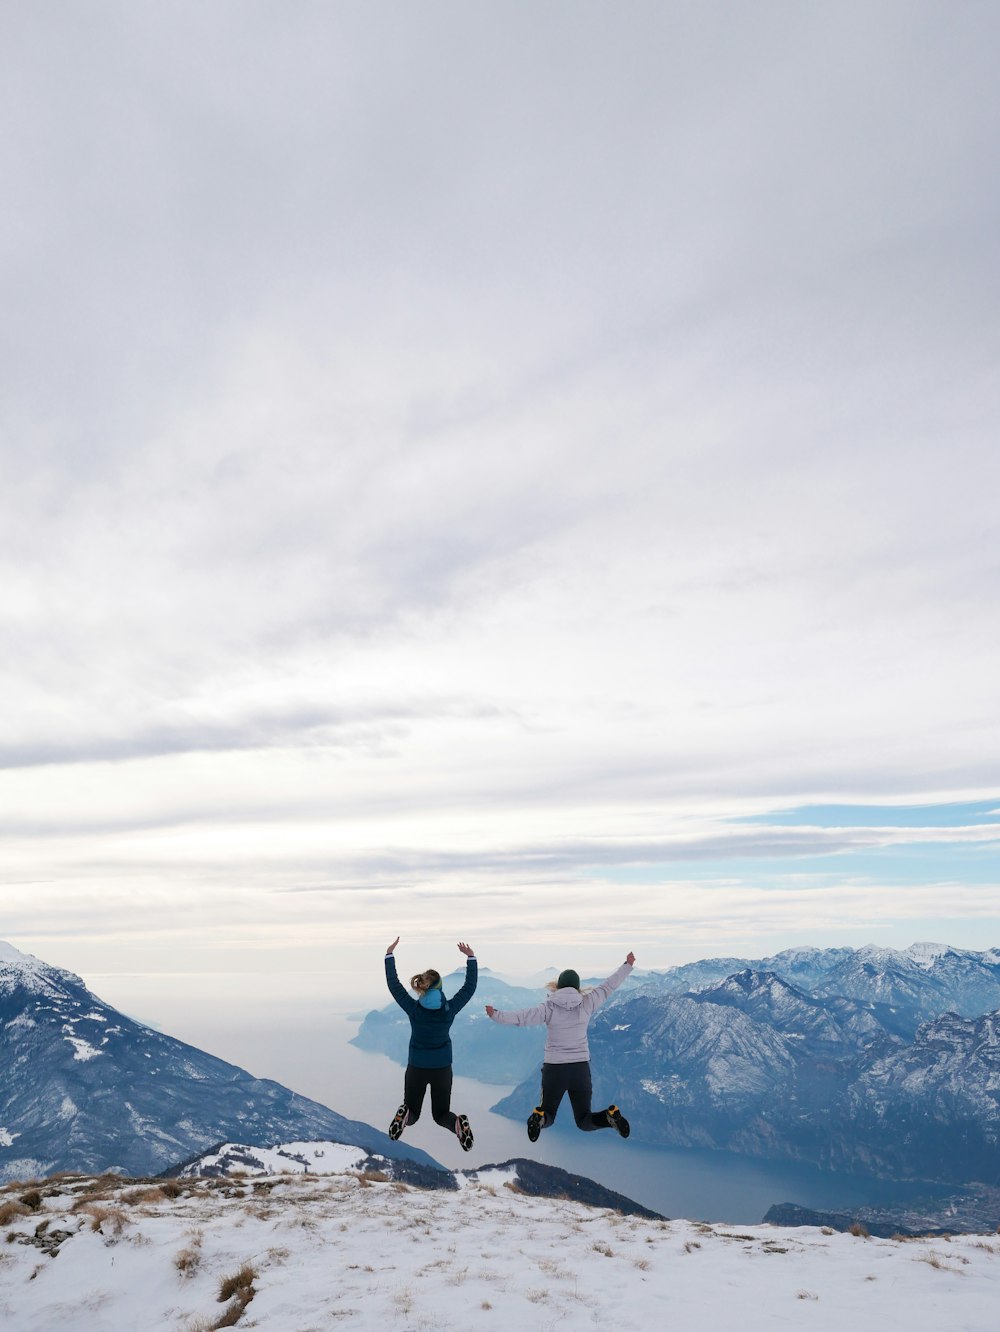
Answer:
[{"left": 735, "top": 799, "right": 1000, "bottom": 829}]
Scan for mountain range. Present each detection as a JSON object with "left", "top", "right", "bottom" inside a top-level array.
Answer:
[
  {"left": 495, "top": 963, "right": 1000, "bottom": 1183},
  {"left": 633, "top": 942, "right": 1000, "bottom": 1021}
]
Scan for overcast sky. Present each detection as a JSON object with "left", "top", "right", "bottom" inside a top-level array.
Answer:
[{"left": 2, "top": 1, "right": 999, "bottom": 989}]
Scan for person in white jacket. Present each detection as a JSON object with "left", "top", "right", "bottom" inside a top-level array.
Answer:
[{"left": 485, "top": 952, "right": 635, "bottom": 1142}]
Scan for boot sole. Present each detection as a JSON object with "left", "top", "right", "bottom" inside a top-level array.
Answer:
[{"left": 607, "top": 1104, "right": 630, "bottom": 1138}]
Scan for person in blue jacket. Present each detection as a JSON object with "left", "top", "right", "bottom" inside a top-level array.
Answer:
[{"left": 383, "top": 936, "right": 478, "bottom": 1151}]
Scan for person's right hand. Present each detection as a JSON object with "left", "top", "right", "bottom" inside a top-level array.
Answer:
[
  {"left": 485, "top": 1004, "right": 496, "bottom": 1017},
  {"left": 386, "top": 936, "right": 400, "bottom": 955}
]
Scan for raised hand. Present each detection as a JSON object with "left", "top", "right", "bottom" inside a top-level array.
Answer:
[
  {"left": 457, "top": 941, "right": 475, "bottom": 957},
  {"left": 485, "top": 1004, "right": 496, "bottom": 1017},
  {"left": 626, "top": 951, "right": 635, "bottom": 966},
  {"left": 386, "top": 936, "right": 400, "bottom": 955}
]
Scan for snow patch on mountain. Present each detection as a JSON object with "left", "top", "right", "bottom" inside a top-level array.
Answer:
[{"left": 62, "top": 1035, "right": 103, "bottom": 1062}]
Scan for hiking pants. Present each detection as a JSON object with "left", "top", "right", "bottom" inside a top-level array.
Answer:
[
  {"left": 539, "top": 1060, "right": 610, "bottom": 1131},
  {"left": 404, "top": 1064, "right": 457, "bottom": 1131}
]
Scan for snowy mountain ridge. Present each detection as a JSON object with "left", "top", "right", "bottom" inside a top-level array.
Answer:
[
  {"left": 0, "top": 941, "right": 79, "bottom": 998},
  {"left": 638, "top": 940, "right": 1000, "bottom": 1013}
]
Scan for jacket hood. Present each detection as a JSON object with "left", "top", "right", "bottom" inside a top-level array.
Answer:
[
  {"left": 548, "top": 987, "right": 584, "bottom": 1010},
  {"left": 418, "top": 985, "right": 444, "bottom": 1009}
]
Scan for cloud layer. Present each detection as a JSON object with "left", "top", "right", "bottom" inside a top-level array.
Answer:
[{"left": 2, "top": 3, "right": 998, "bottom": 975}]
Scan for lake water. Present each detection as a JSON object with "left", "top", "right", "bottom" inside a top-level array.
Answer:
[{"left": 90, "top": 973, "right": 938, "bottom": 1224}]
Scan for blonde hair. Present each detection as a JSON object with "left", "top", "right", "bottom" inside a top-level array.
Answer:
[{"left": 410, "top": 968, "right": 441, "bottom": 993}]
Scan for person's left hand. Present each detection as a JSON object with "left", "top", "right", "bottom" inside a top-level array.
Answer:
[
  {"left": 485, "top": 1004, "right": 496, "bottom": 1017},
  {"left": 458, "top": 941, "right": 475, "bottom": 957},
  {"left": 626, "top": 951, "right": 636, "bottom": 966}
]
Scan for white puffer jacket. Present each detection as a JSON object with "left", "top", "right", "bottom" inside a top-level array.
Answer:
[{"left": 488, "top": 962, "right": 633, "bottom": 1064}]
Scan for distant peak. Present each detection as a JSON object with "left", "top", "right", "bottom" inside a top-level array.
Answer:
[{"left": 905, "top": 942, "right": 950, "bottom": 964}]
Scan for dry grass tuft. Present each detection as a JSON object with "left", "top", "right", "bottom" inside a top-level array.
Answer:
[
  {"left": 592, "top": 1241, "right": 614, "bottom": 1257},
  {"left": 796, "top": 1289, "right": 819, "bottom": 1300},
  {"left": 79, "top": 1174, "right": 123, "bottom": 1196},
  {"left": 207, "top": 1262, "right": 257, "bottom": 1329},
  {"left": 174, "top": 1245, "right": 201, "bottom": 1278},
  {"left": 849, "top": 1221, "right": 870, "bottom": 1238},
  {"left": 81, "top": 1204, "right": 130, "bottom": 1236},
  {"left": 123, "top": 1186, "right": 168, "bottom": 1206},
  {"left": 357, "top": 1169, "right": 390, "bottom": 1185},
  {"left": 683, "top": 1240, "right": 701, "bottom": 1253},
  {"left": 218, "top": 1262, "right": 256, "bottom": 1303},
  {"left": 18, "top": 1191, "right": 42, "bottom": 1212},
  {"left": 917, "top": 1249, "right": 968, "bottom": 1272},
  {"left": 0, "top": 1201, "right": 30, "bottom": 1225}
]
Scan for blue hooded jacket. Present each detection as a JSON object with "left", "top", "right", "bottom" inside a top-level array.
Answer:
[{"left": 384, "top": 954, "right": 478, "bottom": 1069}]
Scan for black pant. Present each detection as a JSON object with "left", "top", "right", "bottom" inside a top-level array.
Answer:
[
  {"left": 539, "top": 1060, "right": 609, "bottom": 1131},
  {"left": 404, "top": 1064, "right": 456, "bottom": 1131}
]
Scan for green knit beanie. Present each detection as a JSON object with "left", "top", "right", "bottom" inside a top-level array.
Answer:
[{"left": 556, "top": 968, "right": 580, "bottom": 990}]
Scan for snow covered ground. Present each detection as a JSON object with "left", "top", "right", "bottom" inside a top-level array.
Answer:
[{"left": 1, "top": 1152, "right": 998, "bottom": 1331}]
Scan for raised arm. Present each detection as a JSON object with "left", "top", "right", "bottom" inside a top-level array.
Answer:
[
  {"left": 486, "top": 999, "right": 549, "bottom": 1027},
  {"left": 384, "top": 945, "right": 418, "bottom": 1014},
  {"left": 449, "top": 942, "right": 478, "bottom": 1013},
  {"left": 581, "top": 952, "right": 635, "bottom": 1016}
]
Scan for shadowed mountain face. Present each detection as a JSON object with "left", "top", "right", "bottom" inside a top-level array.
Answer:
[{"left": 0, "top": 942, "right": 439, "bottom": 1183}]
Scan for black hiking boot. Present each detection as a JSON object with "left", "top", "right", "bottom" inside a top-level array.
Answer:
[
  {"left": 606, "top": 1104, "right": 630, "bottom": 1138},
  {"left": 388, "top": 1104, "right": 409, "bottom": 1140},
  {"left": 455, "top": 1114, "right": 474, "bottom": 1151},
  {"left": 526, "top": 1106, "right": 545, "bottom": 1143}
]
